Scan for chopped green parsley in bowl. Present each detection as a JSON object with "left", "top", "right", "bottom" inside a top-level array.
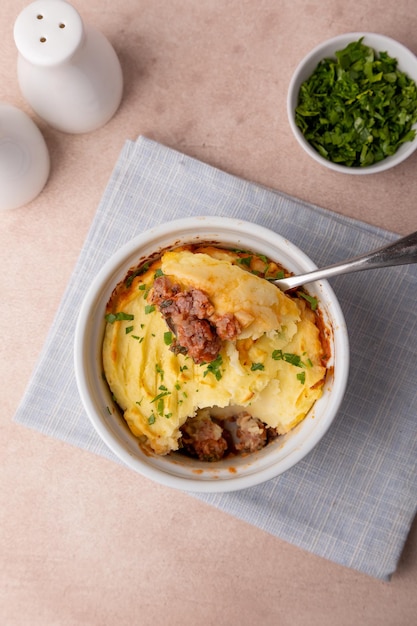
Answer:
[{"left": 287, "top": 33, "right": 417, "bottom": 174}]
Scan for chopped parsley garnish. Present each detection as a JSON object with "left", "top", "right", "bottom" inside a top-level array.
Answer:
[
  {"left": 155, "top": 364, "right": 164, "bottom": 380},
  {"left": 144, "top": 304, "right": 155, "bottom": 314},
  {"left": 238, "top": 256, "right": 253, "bottom": 267},
  {"left": 202, "top": 355, "right": 224, "bottom": 381},
  {"left": 272, "top": 350, "right": 305, "bottom": 367},
  {"left": 164, "top": 331, "right": 173, "bottom": 345},
  {"left": 125, "top": 325, "right": 134, "bottom": 334},
  {"left": 139, "top": 286, "right": 151, "bottom": 299},
  {"left": 154, "top": 268, "right": 164, "bottom": 278},
  {"left": 297, "top": 291, "right": 318, "bottom": 311},
  {"left": 297, "top": 371, "right": 306, "bottom": 385},
  {"left": 251, "top": 362, "right": 265, "bottom": 371},
  {"left": 295, "top": 38, "right": 417, "bottom": 167},
  {"left": 265, "top": 269, "right": 285, "bottom": 281},
  {"left": 105, "top": 312, "right": 134, "bottom": 324},
  {"left": 148, "top": 414, "right": 156, "bottom": 425},
  {"left": 125, "top": 263, "right": 150, "bottom": 287},
  {"left": 151, "top": 391, "right": 171, "bottom": 403}
]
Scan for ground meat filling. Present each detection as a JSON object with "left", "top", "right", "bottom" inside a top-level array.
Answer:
[
  {"left": 150, "top": 275, "right": 241, "bottom": 364},
  {"left": 179, "top": 410, "right": 278, "bottom": 461},
  {"left": 181, "top": 413, "right": 228, "bottom": 462},
  {"left": 234, "top": 412, "right": 268, "bottom": 453}
]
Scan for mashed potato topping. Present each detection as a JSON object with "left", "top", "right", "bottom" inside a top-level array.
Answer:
[{"left": 102, "top": 245, "right": 328, "bottom": 457}]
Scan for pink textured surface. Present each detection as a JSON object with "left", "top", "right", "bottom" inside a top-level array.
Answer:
[{"left": 1, "top": 1, "right": 416, "bottom": 624}]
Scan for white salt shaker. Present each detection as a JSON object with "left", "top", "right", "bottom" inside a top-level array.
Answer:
[
  {"left": 0, "top": 103, "right": 50, "bottom": 211},
  {"left": 14, "top": 0, "right": 123, "bottom": 134}
]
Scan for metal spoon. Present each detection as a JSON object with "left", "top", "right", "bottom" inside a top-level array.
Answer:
[{"left": 273, "top": 230, "right": 417, "bottom": 291}]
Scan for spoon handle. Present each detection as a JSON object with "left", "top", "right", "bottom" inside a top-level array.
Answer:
[{"left": 274, "top": 230, "right": 417, "bottom": 291}]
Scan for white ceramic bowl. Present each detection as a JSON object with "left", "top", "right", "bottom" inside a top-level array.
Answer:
[
  {"left": 74, "top": 217, "right": 349, "bottom": 492},
  {"left": 287, "top": 32, "right": 417, "bottom": 174}
]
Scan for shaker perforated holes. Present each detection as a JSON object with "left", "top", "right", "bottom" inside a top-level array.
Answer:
[
  {"left": 14, "top": 1, "right": 84, "bottom": 66},
  {"left": 14, "top": 0, "right": 123, "bottom": 131}
]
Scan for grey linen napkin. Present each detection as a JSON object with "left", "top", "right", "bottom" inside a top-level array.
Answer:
[{"left": 13, "top": 136, "right": 417, "bottom": 581}]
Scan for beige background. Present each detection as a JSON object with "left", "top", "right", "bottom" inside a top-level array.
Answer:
[{"left": 1, "top": 1, "right": 417, "bottom": 624}]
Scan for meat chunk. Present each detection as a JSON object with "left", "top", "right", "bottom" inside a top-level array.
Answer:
[
  {"left": 235, "top": 412, "right": 267, "bottom": 453},
  {"left": 179, "top": 410, "right": 277, "bottom": 461},
  {"left": 150, "top": 275, "right": 240, "bottom": 364},
  {"left": 174, "top": 317, "right": 221, "bottom": 364},
  {"left": 181, "top": 412, "right": 228, "bottom": 462},
  {"left": 214, "top": 313, "right": 242, "bottom": 341},
  {"left": 150, "top": 275, "right": 180, "bottom": 303}
]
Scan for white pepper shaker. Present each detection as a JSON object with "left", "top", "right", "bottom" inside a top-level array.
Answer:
[
  {"left": 0, "top": 103, "right": 50, "bottom": 211},
  {"left": 14, "top": 0, "right": 123, "bottom": 134}
]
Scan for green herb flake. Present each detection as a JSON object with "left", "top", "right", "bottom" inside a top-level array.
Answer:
[
  {"left": 266, "top": 269, "right": 285, "bottom": 281},
  {"left": 151, "top": 391, "right": 171, "bottom": 404},
  {"left": 251, "top": 362, "right": 265, "bottom": 371},
  {"left": 272, "top": 350, "right": 304, "bottom": 367},
  {"left": 155, "top": 364, "right": 164, "bottom": 380},
  {"left": 148, "top": 413, "right": 156, "bottom": 425},
  {"left": 105, "top": 312, "right": 134, "bottom": 324},
  {"left": 297, "top": 371, "right": 306, "bottom": 385},
  {"left": 125, "top": 263, "right": 150, "bottom": 288},
  {"left": 125, "top": 325, "right": 134, "bottom": 334},
  {"left": 202, "top": 355, "right": 224, "bottom": 381},
  {"left": 154, "top": 268, "right": 164, "bottom": 278},
  {"left": 164, "top": 331, "right": 173, "bottom": 345},
  {"left": 297, "top": 291, "right": 318, "bottom": 311},
  {"left": 238, "top": 256, "right": 253, "bottom": 267},
  {"left": 144, "top": 304, "right": 155, "bottom": 314},
  {"left": 295, "top": 38, "right": 417, "bottom": 167}
]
